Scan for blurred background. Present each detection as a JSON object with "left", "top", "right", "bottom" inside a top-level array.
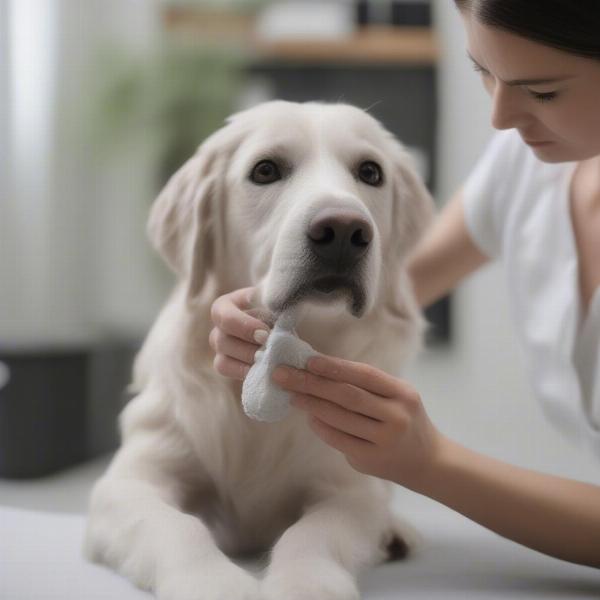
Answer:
[{"left": 0, "top": 0, "right": 598, "bottom": 508}]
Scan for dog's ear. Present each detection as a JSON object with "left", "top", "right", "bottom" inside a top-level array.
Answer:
[
  {"left": 391, "top": 145, "right": 435, "bottom": 256},
  {"left": 380, "top": 143, "right": 434, "bottom": 326},
  {"left": 147, "top": 129, "right": 234, "bottom": 302}
]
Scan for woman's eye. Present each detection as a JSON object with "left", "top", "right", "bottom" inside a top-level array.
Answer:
[
  {"left": 250, "top": 160, "right": 281, "bottom": 184},
  {"left": 472, "top": 63, "right": 491, "bottom": 78},
  {"left": 529, "top": 90, "right": 558, "bottom": 103},
  {"left": 358, "top": 161, "right": 384, "bottom": 186}
]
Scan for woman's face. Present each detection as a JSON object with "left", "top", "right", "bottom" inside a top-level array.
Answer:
[{"left": 462, "top": 12, "right": 600, "bottom": 163}]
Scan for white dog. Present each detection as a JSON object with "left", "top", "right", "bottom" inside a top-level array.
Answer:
[{"left": 84, "top": 100, "right": 433, "bottom": 600}]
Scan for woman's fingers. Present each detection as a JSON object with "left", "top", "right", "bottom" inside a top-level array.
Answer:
[
  {"left": 273, "top": 367, "right": 387, "bottom": 421},
  {"left": 306, "top": 355, "right": 411, "bottom": 399},
  {"left": 209, "top": 327, "right": 260, "bottom": 365},
  {"left": 209, "top": 287, "right": 273, "bottom": 380},
  {"left": 307, "top": 416, "right": 374, "bottom": 458},
  {"left": 292, "top": 393, "right": 380, "bottom": 443},
  {"left": 212, "top": 354, "right": 252, "bottom": 381},
  {"left": 210, "top": 287, "right": 270, "bottom": 344}
]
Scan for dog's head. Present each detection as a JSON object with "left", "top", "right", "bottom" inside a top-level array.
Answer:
[{"left": 148, "top": 101, "right": 433, "bottom": 319}]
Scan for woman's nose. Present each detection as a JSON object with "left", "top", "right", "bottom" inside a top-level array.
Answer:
[{"left": 490, "top": 83, "right": 527, "bottom": 130}]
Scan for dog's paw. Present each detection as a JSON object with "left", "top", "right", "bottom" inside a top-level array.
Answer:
[
  {"left": 383, "top": 512, "right": 421, "bottom": 562},
  {"left": 156, "top": 560, "right": 260, "bottom": 600},
  {"left": 261, "top": 559, "right": 360, "bottom": 600}
]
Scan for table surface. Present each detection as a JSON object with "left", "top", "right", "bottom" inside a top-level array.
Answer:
[{"left": 2, "top": 477, "right": 599, "bottom": 599}]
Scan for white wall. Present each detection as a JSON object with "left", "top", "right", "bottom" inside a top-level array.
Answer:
[
  {"left": 0, "top": 0, "right": 165, "bottom": 347},
  {"left": 0, "top": 0, "right": 10, "bottom": 343},
  {"left": 3, "top": 0, "right": 63, "bottom": 346},
  {"left": 75, "top": 0, "right": 169, "bottom": 339}
]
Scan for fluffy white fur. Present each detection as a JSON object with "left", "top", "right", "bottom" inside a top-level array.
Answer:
[{"left": 84, "top": 101, "right": 434, "bottom": 600}]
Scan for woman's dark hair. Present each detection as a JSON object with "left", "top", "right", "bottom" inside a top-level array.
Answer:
[{"left": 454, "top": 0, "right": 600, "bottom": 60}]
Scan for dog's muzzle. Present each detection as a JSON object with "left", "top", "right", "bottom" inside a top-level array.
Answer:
[{"left": 273, "top": 208, "right": 372, "bottom": 317}]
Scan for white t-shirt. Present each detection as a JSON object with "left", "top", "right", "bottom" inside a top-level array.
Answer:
[{"left": 463, "top": 129, "right": 600, "bottom": 458}]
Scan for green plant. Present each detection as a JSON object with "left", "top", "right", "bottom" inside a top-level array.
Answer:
[{"left": 90, "top": 42, "right": 246, "bottom": 185}]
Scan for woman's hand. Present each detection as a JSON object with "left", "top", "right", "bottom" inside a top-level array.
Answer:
[
  {"left": 209, "top": 287, "right": 271, "bottom": 380},
  {"left": 272, "top": 355, "right": 445, "bottom": 491}
]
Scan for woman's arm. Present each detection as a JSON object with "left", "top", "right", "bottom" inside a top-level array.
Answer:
[
  {"left": 422, "top": 437, "right": 600, "bottom": 568},
  {"left": 404, "top": 193, "right": 600, "bottom": 564},
  {"left": 407, "top": 188, "right": 490, "bottom": 307},
  {"left": 272, "top": 356, "right": 600, "bottom": 569}
]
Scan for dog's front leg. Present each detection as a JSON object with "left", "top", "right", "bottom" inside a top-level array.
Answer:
[
  {"left": 262, "top": 489, "right": 390, "bottom": 600},
  {"left": 84, "top": 441, "right": 260, "bottom": 600}
]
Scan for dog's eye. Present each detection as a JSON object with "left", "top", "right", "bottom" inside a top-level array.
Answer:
[
  {"left": 358, "top": 161, "right": 383, "bottom": 187},
  {"left": 250, "top": 160, "right": 282, "bottom": 185}
]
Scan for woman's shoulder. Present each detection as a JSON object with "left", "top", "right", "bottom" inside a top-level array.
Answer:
[{"left": 462, "top": 130, "right": 570, "bottom": 259}]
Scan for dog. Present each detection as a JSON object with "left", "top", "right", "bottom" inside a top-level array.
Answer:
[{"left": 84, "top": 100, "right": 434, "bottom": 600}]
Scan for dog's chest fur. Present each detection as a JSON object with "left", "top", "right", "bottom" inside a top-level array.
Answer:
[{"left": 175, "top": 382, "right": 367, "bottom": 554}]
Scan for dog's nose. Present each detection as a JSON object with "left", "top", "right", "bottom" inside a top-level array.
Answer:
[{"left": 307, "top": 209, "right": 373, "bottom": 265}]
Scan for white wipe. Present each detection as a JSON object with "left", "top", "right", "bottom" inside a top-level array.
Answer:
[{"left": 242, "top": 311, "right": 319, "bottom": 422}]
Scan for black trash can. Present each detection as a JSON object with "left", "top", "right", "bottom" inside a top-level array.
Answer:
[{"left": 0, "top": 342, "right": 136, "bottom": 479}]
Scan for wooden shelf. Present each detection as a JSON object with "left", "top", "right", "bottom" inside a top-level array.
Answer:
[
  {"left": 162, "top": 6, "right": 255, "bottom": 41},
  {"left": 162, "top": 7, "right": 438, "bottom": 66},
  {"left": 253, "top": 27, "right": 438, "bottom": 66}
]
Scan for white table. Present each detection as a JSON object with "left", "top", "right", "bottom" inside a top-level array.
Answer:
[{"left": 2, "top": 488, "right": 599, "bottom": 599}]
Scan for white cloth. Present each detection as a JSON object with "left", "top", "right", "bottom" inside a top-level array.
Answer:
[
  {"left": 463, "top": 130, "right": 600, "bottom": 458},
  {"left": 242, "top": 313, "right": 319, "bottom": 422}
]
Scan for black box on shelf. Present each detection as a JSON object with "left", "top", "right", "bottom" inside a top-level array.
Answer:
[
  {"left": 391, "top": 1, "right": 431, "bottom": 27},
  {"left": 355, "top": 0, "right": 432, "bottom": 28}
]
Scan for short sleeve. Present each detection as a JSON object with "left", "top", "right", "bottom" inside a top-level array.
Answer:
[{"left": 462, "top": 131, "right": 520, "bottom": 259}]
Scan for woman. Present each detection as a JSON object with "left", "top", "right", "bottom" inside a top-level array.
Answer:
[{"left": 209, "top": 0, "right": 600, "bottom": 568}]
